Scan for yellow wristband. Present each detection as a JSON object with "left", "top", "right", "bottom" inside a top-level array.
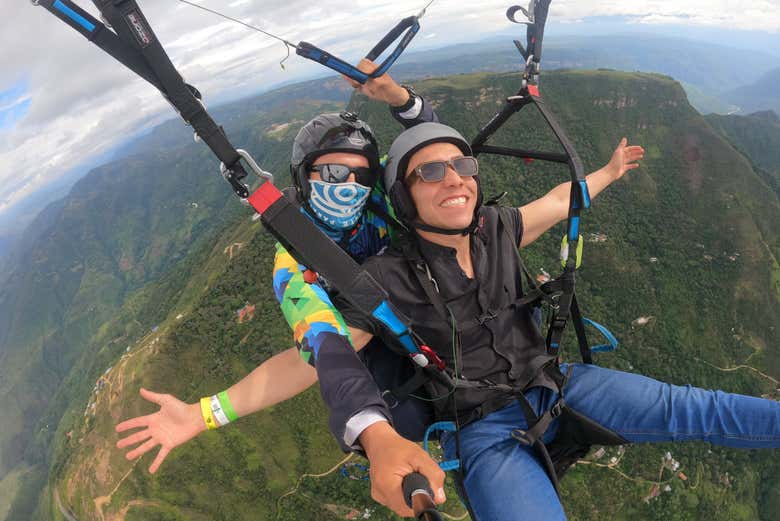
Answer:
[{"left": 200, "top": 397, "right": 219, "bottom": 430}]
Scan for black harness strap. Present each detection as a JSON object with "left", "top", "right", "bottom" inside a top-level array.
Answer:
[
  {"left": 545, "top": 264, "right": 574, "bottom": 353},
  {"left": 495, "top": 210, "right": 593, "bottom": 366},
  {"left": 570, "top": 294, "right": 594, "bottom": 365},
  {"left": 91, "top": 0, "right": 247, "bottom": 185},
  {"left": 382, "top": 365, "right": 431, "bottom": 407},
  {"left": 472, "top": 0, "right": 590, "bottom": 275},
  {"left": 509, "top": 365, "right": 572, "bottom": 498},
  {"left": 401, "top": 238, "right": 471, "bottom": 338}
]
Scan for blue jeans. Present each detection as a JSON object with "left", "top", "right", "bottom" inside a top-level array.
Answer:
[{"left": 440, "top": 363, "right": 780, "bottom": 520}]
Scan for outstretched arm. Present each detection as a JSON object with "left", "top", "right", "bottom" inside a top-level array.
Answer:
[
  {"left": 519, "top": 138, "right": 644, "bottom": 247},
  {"left": 342, "top": 58, "right": 439, "bottom": 127},
  {"left": 115, "top": 346, "right": 316, "bottom": 473}
]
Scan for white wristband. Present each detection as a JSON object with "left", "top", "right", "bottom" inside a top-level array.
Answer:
[{"left": 210, "top": 394, "right": 230, "bottom": 427}]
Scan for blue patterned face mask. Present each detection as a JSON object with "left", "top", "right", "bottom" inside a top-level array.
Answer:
[{"left": 308, "top": 180, "right": 371, "bottom": 230}]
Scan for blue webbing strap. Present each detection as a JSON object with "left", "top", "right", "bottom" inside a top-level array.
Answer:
[
  {"left": 423, "top": 422, "right": 460, "bottom": 471},
  {"left": 371, "top": 301, "right": 421, "bottom": 355},
  {"left": 52, "top": 0, "right": 95, "bottom": 31},
  {"left": 582, "top": 318, "right": 619, "bottom": 353},
  {"left": 296, "top": 15, "right": 420, "bottom": 84}
]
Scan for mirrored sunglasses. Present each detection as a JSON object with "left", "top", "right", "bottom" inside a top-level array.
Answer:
[
  {"left": 412, "top": 156, "right": 479, "bottom": 183},
  {"left": 310, "top": 164, "right": 377, "bottom": 187}
]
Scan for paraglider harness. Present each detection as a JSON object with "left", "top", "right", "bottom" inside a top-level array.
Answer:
[{"left": 38, "top": 0, "right": 624, "bottom": 516}]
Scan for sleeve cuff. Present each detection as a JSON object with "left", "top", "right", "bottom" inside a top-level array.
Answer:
[
  {"left": 395, "top": 96, "right": 423, "bottom": 120},
  {"left": 344, "top": 407, "right": 390, "bottom": 449}
]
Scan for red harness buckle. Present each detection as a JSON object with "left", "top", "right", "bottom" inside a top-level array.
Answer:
[{"left": 419, "top": 344, "right": 446, "bottom": 371}]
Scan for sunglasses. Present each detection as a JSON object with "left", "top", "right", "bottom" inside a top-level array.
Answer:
[
  {"left": 310, "top": 163, "right": 377, "bottom": 187},
  {"left": 411, "top": 156, "right": 479, "bottom": 183}
]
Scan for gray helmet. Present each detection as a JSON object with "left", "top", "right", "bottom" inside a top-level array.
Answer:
[
  {"left": 384, "top": 123, "right": 481, "bottom": 234},
  {"left": 291, "top": 112, "right": 379, "bottom": 201},
  {"left": 384, "top": 122, "right": 472, "bottom": 192}
]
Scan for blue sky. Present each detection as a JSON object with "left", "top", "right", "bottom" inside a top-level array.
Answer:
[
  {"left": 1, "top": 0, "right": 779, "bottom": 219},
  {"left": 0, "top": 80, "right": 31, "bottom": 132}
]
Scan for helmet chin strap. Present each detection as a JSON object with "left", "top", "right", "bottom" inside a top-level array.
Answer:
[{"left": 411, "top": 217, "right": 478, "bottom": 236}]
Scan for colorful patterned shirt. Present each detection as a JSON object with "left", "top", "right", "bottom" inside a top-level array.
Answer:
[{"left": 272, "top": 187, "right": 393, "bottom": 365}]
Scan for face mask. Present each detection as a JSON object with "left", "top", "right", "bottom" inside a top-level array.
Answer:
[{"left": 308, "top": 180, "right": 371, "bottom": 230}]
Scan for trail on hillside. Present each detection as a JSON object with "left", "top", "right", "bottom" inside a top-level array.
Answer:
[
  {"left": 93, "top": 461, "right": 140, "bottom": 521},
  {"left": 278, "top": 452, "right": 472, "bottom": 520},
  {"left": 277, "top": 453, "right": 354, "bottom": 508},
  {"left": 55, "top": 488, "right": 78, "bottom": 521},
  {"left": 63, "top": 330, "right": 162, "bottom": 521},
  {"left": 694, "top": 356, "right": 779, "bottom": 386}
]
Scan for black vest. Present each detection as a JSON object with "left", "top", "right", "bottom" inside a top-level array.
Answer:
[{"left": 359, "top": 206, "right": 557, "bottom": 425}]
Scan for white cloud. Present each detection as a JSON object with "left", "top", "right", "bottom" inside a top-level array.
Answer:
[
  {"left": 550, "top": 0, "right": 780, "bottom": 32},
  {"left": 1, "top": 0, "right": 779, "bottom": 216}
]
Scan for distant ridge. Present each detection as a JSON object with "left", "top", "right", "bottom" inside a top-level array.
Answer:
[
  {"left": 5, "top": 34, "right": 778, "bottom": 251},
  {"left": 724, "top": 67, "right": 780, "bottom": 115}
]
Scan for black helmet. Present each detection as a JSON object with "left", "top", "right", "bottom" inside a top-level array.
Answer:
[
  {"left": 291, "top": 112, "right": 380, "bottom": 201},
  {"left": 384, "top": 122, "right": 482, "bottom": 235}
]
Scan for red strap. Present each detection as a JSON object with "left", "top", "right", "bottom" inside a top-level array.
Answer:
[
  {"left": 528, "top": 84, "right": 540, "bottom": 97},
  {"left": 247, "top": 182, "right": 283, "bottom": 214}
]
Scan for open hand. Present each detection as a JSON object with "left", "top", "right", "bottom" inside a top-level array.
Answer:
[
  {"left": 608, "top": 138, "right": 644, "bottom": 180},
  {"left": 342, "top": 58, "right": 410, "bottom": 107},
  {"left": 115, "top": 388, "right": 206, "bottom": 473}
]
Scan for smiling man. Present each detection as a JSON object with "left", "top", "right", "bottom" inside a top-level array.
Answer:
[{"left": 315, "top": 122, "right": 780, "bottom": 520}]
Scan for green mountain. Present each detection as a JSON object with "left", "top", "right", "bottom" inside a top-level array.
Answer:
[
  {"left": 391, "top": 36, "right": 778, "bottom": 116},
  {"left": 705, "top": 110, "right": 780, "bottom": 199},
  {"left": 3, "top": 69, "right": 780, "bottom": 521}
]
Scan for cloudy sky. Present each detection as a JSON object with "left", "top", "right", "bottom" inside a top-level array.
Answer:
[{"left": 1, "top": 0, "right": 779, "bottom": 219}]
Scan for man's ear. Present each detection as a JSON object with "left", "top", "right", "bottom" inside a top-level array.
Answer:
[{"left": 389, "top": 180, "right": 417, "bottom": 223}]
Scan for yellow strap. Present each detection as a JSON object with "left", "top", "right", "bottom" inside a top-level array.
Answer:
[
  {"left": 560, "top": 235, "right": 584, "bottom": 269},
  {"left": 200, "top": 396, "right": 219, "bottom": 430}
]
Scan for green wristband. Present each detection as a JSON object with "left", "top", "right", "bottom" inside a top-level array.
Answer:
[{"left": 217, "top": 390, "right": 239, "bottom": 422}]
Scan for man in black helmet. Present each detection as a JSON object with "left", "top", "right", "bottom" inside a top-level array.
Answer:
[
  {"left": 115, "top": 63, "right": 439, "bottom": 471},
  {"left": 313, "top": 122, "right": 780, "bottom": 520}
]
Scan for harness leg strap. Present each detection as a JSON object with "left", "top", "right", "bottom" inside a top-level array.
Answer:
[{"left": 509, "top": 365, "right": 574, "bottom": 497}]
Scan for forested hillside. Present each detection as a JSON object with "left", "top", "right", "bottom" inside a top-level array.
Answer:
[
  {"left": 2, "top": 69, "right": 779, "bottom": 521},
  {"left": 706, "top": 110, "right": 780, "bottom": 199}
]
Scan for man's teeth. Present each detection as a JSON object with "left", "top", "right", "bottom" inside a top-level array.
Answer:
[{"left": 441, "top": 196, "right": 466, "bottom": 207}]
